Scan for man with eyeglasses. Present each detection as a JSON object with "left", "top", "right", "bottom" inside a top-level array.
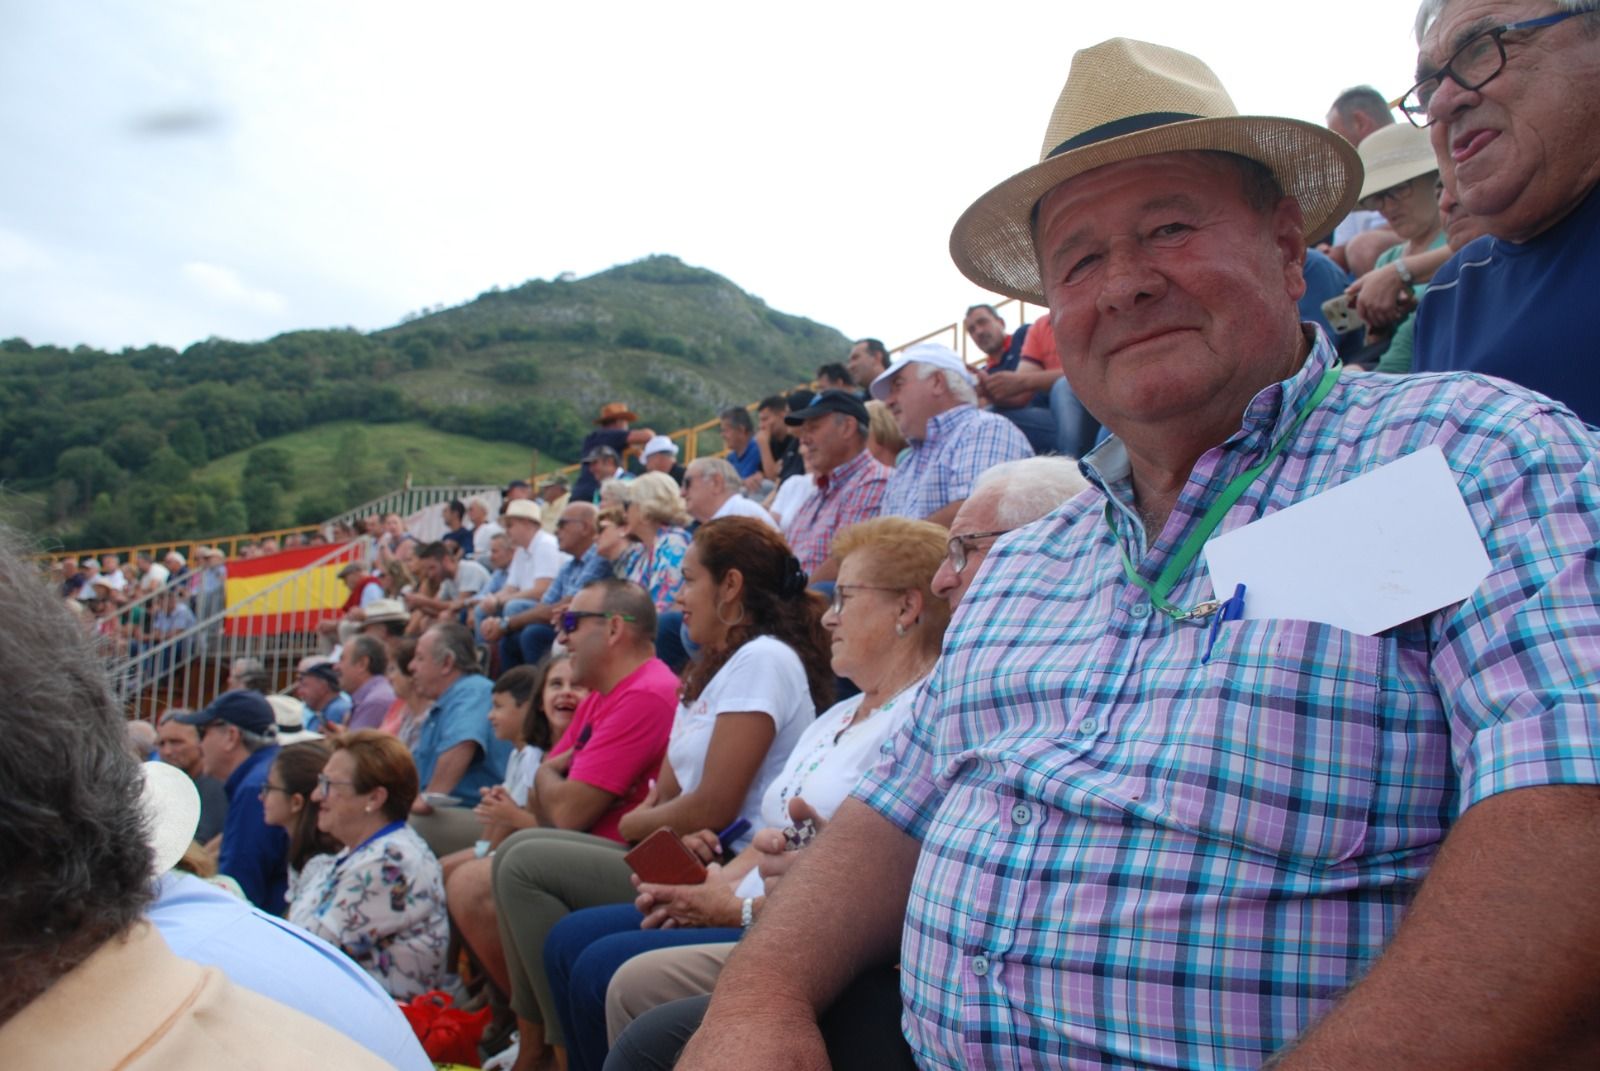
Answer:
[
  {"left": 1409, "top": 0, "right": 1600, "bottom": 425},
  {"left": 481, "top": 501, "right": 611, "bottom": 671},
  {"left": 174, "top": 691, "right": 288, "bottom": 913}
]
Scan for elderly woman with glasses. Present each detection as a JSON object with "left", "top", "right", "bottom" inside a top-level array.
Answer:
[
  {"left": 293, "top": 730, "right": 448, "bottom": 999},
  {"left": 620, "top": 472, "right": 693, "bottom": 612},
  {"left": 544, "top": 516, "right": 952, "bottom": 1071}
]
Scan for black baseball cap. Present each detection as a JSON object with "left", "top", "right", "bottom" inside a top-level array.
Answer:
[
  {"left": 174, "top": 689, "right": 276, "bottom": 735},
  {"left": 581, "top": 444, "right": 621, "bottom": 464},
  {"left": 785, "top": 389, "right": 870, "bottom": 426},
  {"left": 299, "top": 663, "right": 341, "bottom": 689}
]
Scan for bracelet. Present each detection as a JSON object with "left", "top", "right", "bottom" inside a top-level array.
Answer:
[
  {"left": 741, "top": 897, "right": 755, "bottom": 928},
  {"left": 1393, "top": 258, "right": 1416, "bottom": 287}
]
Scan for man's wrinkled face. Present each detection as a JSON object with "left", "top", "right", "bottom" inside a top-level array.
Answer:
[
  {"left": 489, "top": 537, "right": 514, "bottom": 570},
  {"left": 719, "top": 419, "right": 750, "bottom": 452},
  {"left": 682, "top": 468, "right": 721, "bottom": 523},
  {"left": 556, "top": 507, "right": 594, "bottom": 555},
  {"left": 1419, "top": 0, "right": 1600, "bottom": 241},
  {"left": 296, "top": 674, "right": 336, "bottom": 711},
  {"left": 963, "top": 309, "right": 1007, "bottom": 356},
  {"left": 795, "top": 413, "right": 860, "bottom": 475},
  {"left": 645, "top": 451, "right": 676, "bottom": 473},
  {"left": 1034, "top": 151, "right": 1305, "bottom": 437},
  {"left": 881, "top": 365, "right": 948, "bottom": 441}
]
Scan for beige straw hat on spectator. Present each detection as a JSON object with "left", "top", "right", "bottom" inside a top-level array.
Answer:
[
  {"left": 140, "top": 761, "right": 201, "bottom": 874},
  {"left": 1355, "top": 123, "right": 1439, "bottom": 201},
  {"left": 948, "top": 37, "right": 1361, "bottom": 306}
]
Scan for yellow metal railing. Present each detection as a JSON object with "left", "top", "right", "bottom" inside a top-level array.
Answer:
[{"left": 45, "top": 297, "right": 1037, "bottom": 563}]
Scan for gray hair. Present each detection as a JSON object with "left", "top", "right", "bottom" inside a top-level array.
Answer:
[
  {"left": 346, "top": 633, "right": 388, "bottom": 676},
  {"left": 0, "top": 526, "right": 154, "bottom": 1022},
  {"left": 687, "top": 456, "right": 740, "bottom": 492},
  {"left": 239, "top": 727, "right": 278, "bottom": 753},
  {"left": 426, "top": 622, "right": 481, "bottom": 676},
  {"left": 230, "top": 656, "right": 270, "bottom": 693},
  {"left": 913, "top": 360, "right": 979, "bottom": 406},
  {"left": 970, "top": 456, "right": 1091, "bottom": 529},
  {"left": 1416, "top": 0, "right": 1599, "bottom": 42},
  {"left": 1329, "top": 85, "right": 1394, "bottom": 125}
]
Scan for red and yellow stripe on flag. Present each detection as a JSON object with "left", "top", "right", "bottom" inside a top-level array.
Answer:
[{"left": 223, "top": 542, "right": 366, "bottom": 637}]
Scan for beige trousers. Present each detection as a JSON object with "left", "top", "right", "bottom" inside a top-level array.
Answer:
[{"left": 605, "top": 941, "right": 737, "bottom": 1044}]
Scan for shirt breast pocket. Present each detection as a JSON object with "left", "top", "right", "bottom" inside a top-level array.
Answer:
[{"left": 1153, "top": 618, "right": 1383, "bottom": 866}]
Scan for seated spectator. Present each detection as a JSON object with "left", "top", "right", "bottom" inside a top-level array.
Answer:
[
  {"left": 147, "top": 587, "right": 197, "bottom": 665},
  {"left": 767, "top": 444, "right": 817, "bottom": 528},
  {"left": 683, "top": 457, "right": 777, "bottom": 528},
  {"left": 267, "top": 693, "right": 322, "bottom": 747},
  {"left": 173, "top": 691, "right": 289, "bottom": 914},
  {"left": 101, "top": 553, "right": 128, "bottom": 596},
  {"left": 436, "top": 658, "right": 585, "bottom": 882},
  {"left": 595, "top": 505, "right": 644, "bottom": 579},
  {"left": 294, "top": 661, "right": 350, "bottom": 732},
  {"left": 583, "top": 445, "right": 628, "bottom": 499},
  {"left": 930, "top": 455, "right": 1091, "bottom": 605},
  {"left": 872, "top": 342, "right": 1034, "bottom": 524},
  {"left": 440, "top": 499, "right": 474, "bottom": 559},
  {"left": 408, "top": 540, "right": 490, "bottom": 626},
  {"left": 864, "top": 400, "right": 907, "bottom": 467},
  {"left": 157, "top": 708, "right": 230, "bottom": 846},
  {"left": 642, "top": 435, "right": 686, "bottom": 484},
  {"left": 597, "top": 476, "right": 632, "bottom": 514},
  {"left": 226, "top": 656, "right": 271, "bottom": 693},
  {"left": 504, "top": 479, "right": 534, "bottom": 503},
  {"left": 294, "top": 731, "right": 448, "bottom": 1000},
  {"left": 490, "top": 526, "right": 830, "bottom": 1071},
  {"left": 573, "top": 402, "right": 655, "bottom": 503},
  {"left": 718, "top": 407, "right": 763, "bottom": 489},
  {"left": 378, "top": 637, "right": 430, "bottom": 749},
  {"left": 336, "top": 635, "right": 396, "bottom": 731},
  {"left": 0, "top": 541, "right": 392, "bottom": 1069},
  {"left": 196, "top": 546, "right": 228, "bottom": 618},
  {"left": 126, "top": 718, "right": 159, "bottom": 760},
  {"left": 164, "top": 550, "right": 189, "bottom": 586},
  {"left": 359, "top": 596, "right": 411, "bottom": 655},
  {"left": 1323, "top": 84, "right": 1400, "bottom": 275},
  {"left": 375, "top": 512, "right": 417, "bottom": 566},
  {"left": 469, "top": 497, "right": 505, "bottom": 561},
  {"left": 815, "top": 362, "right": 856, "bottom": 393},
  {"left": 965, "top": 303, "right": 1062, "bottom": 455},
  {"left": 1344, "top": 123, "right": 1448, "bottom": 369},
  {"left": 621, "top": 472, "right": 693, "bottom": 612},
  {"left": 782, "top": 389, "right": 891, "bottom": 581},
  {"left": 443, "top": 581, "right": 676, "bottom": 1062},
  {"left": 479, "top": 501, "right": 565, "bottom": 626},
  {"left": 258, "top": 739, "right": 339, "bottom": 920},
  {"left": 754, "top": 393, "right": 805, "bottom": 485},
  {"left": 562, "top": 517, "right": 950, "bottom": 1071},
  {"left": 407, "top": 623, "right": 511, "bottom": 858},
  {"left": 1379, "top": 174, "right": 1491, "bottom": 374},
  {"left": 537, "top": 475, "right": 571, "bottom": 530},
  {"left": 481, "top": 501, "right": 611, "bottom": 672},
  {"left": 1014, "top": 312, "right": 1105, "bottom": 458},
  {"left": 256, "top": 537, "right": 281, "bottom": 557},
  {"left": 318, "top": 561, "right": 385, "bottom": 646},
  {"left": 845, "top": 338, "right": 890, "bottom": 391}
]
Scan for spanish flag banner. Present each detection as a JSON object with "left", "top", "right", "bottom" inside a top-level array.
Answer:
[{"left": 223, "top": 542, "right": 366, "bottom": 637}]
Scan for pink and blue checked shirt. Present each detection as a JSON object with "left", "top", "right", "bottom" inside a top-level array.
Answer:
[
  {"left": 855, "top": 333, "right": 1600, "bottom": 1069},
  {"left": 880, "top": 404, "right": 1034, "bottom": 520},
  {"left": 784, "top": 448, "right": 890, "bottom": 574}
]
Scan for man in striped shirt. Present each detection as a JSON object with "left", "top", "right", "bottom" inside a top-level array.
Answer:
[{"left": 675, "top": 38, "right": 1600, "bottom": 1071}]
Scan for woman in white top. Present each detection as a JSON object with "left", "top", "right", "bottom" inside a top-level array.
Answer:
[
  {"left": 485, "top": 516, "right": 834, "bottom": 1071},
  {"left": 548, "top": 517, "right": 953, "bottom": 1071}
]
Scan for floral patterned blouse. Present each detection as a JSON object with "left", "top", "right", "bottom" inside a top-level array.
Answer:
[
  {"left": 629, "top": 525, "right": 691, "bottom": 612},
  {"left": 287, "top": 823, "right": 448, "bottom": 1000}
]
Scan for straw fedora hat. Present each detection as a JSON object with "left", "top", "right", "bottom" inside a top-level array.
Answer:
[
  {"left": 594, "top": 402, "right": 638, "bottom": 425},
  {"left": 1355, "top": 123, "right": 1439, "bottom": 202},
  {"left": 949, "top": 38, "right": 1361, "bottom": 306}
]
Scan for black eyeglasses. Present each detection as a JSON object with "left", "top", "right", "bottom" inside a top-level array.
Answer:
[
  {"left": 258, "top": 782, "right": 294, "bottom": 800},
  {"left": 1358, "top": 175, "right": 1431, "bottom": 214},
  {"left": 828, "top": 584, "right": 902, "bottom": 616},
  {"left": 946, "top": 530, "right": 1010, "bottom": 576},
  {"left": 315, "top": 774, "right": 358, "bottom": 795},
  {"left": 558, "top": 609, "right": 636, "bottom": 634},
  {"left": 1403, "top": 9, "right": 1590, "bottom": 126}
]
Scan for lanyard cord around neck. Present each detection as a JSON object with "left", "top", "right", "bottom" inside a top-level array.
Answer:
[{"left": 1104, "top": 362, "right": 1342, "bottom": 621}]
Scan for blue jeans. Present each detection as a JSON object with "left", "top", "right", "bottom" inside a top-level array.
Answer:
[
  {"left": 653, "top": 611, "right": 696, "bottom": 674},
  {"left": 498, "top": 599, "right": 558, "bottom": 671},
  {"left": 545, "top": 902, "right": 742, "bottom": 1071}
]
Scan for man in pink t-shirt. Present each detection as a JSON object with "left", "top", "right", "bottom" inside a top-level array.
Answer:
[{"left": 530, "top": 579, "right": 678, "bottom": 842}]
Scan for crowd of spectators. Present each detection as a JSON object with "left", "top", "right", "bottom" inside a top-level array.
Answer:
[{"left": 18, "top": 7, "right": 1600, "bottom": 1068}]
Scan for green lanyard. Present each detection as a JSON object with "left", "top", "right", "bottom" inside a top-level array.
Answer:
[{"left": 1104, "top": 361, "right": 1342, "bottom": 622}]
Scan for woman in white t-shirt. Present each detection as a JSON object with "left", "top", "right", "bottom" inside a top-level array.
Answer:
[{"left": 544, "top": 517, "right": 953, "bottom": 1071}]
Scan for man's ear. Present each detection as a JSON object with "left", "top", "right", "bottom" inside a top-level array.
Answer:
[{"left": 1272, "top": 195, "right": 1309, "bottom": 303}]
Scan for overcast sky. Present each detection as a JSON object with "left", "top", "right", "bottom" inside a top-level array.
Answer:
[{"left": 0, "top": 1, "right": 1422, "bottom": 356}]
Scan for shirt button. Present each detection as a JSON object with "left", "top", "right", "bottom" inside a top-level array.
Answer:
[
  {"left": 1010, "top": 804, "right": 1031, "bottom": 826},
  {"left": 1078, "top": 716, "right": 1100, "bottom": 736},
  {"left": 971, "top": 955, "right": 990, "bottom": 977},
  {"left": 1129, "top": 601, "right": 1151, "bottom": 619}
]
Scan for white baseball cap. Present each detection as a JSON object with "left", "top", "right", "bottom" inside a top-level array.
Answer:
[
  {"left": 870, "top": 342, "right": 977, "bottom": 401},
  {"left": 642, "top": 434, "right": 679, "bottom": 459}
]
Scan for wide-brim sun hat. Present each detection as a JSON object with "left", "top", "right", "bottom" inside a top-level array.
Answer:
[
  {"left": 1356, "top": 122, "right": 1440, "bottom": 201},
  {"left": 141, "top": 761, "right": 202, "bottom": 875},
  {"left": 949, "top": 37, "right": 1361, "bottom": 306}
]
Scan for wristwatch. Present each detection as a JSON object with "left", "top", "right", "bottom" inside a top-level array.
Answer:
[
  {"left": 1393, "top": 258, "right": 1416, "bottom": 288},
  {"left": 741, "top": 897, "right": 755, "bottom": 928}
]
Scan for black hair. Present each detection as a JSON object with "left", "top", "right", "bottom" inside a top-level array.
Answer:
[{"left": 719, "top": 407, "right": 755, "bottom": 433}]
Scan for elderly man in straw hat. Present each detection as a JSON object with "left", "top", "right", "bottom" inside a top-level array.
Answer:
[{"left": 667, "top": 38, "right": 1600, "bottom": 1071}]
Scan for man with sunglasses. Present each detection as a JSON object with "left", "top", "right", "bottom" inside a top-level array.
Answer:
[
  {"left": 174, "top": 691, "right": 288, "bottom": 913},
  {"left": 1409, "top": 0, "right": 1600, "bottom": 424}
]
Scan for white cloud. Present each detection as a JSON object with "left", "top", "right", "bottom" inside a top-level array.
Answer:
[
  {"left": 0, "top": 226, "right": 50, "bottom": 273},
  {"left": 180, "top": 260, "right": 287, "bottom": 315}
]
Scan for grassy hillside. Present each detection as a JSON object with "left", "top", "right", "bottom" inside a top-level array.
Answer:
[
  {"left": 1, "top": 255, "right": 847, "bottom": 550},
  {"left": 197, "top": 421, "right": 541, "bottom": 492}
]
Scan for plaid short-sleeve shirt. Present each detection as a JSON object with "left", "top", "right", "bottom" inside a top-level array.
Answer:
[
  {"left": 785, "top": 448, "right": 890, "bottom": 574},
  {"left": 880, "top": 404, "right": 1033, "bottom": 520},
  {"left": 856, "top": 334, "right": 1600, "bottom": 1069}
]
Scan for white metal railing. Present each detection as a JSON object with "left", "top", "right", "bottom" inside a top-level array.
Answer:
[
  {"left": 112, "top": 537, "right": 373, "bottom": 720},
  {"left": 324, "top": 485, "right": 505, "bottom": 535}
]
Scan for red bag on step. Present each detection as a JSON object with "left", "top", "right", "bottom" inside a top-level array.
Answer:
[{"left": 398, "top": 989, "right": 492, "bottom": 1066}]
